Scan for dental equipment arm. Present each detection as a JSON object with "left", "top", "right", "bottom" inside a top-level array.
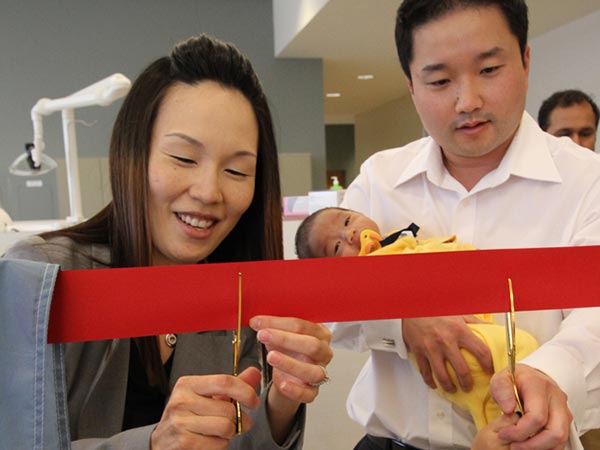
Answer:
[{"left": 25, "top": 73, "right": 131, "bottom": 223}]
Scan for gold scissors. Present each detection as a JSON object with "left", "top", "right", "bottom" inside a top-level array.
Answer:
[
  {"left": 506, "top": 278, "right": 524, "bottom": 416},
  {"left": 232, "top": 272, "right": 243, "bottom": 434}
]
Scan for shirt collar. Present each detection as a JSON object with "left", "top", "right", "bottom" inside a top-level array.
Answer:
[
  {"left": 393, "top": 112, "right": 562, "bottom": 190},
  {"left": 393, "top": 136, "right": 445, "bottom": 188},
  {"left": 499, "top": 112, "right": 562, "bottom": 183}
]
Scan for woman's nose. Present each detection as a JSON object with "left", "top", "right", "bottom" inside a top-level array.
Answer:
[{"left": 188, "top": 170, "right": 223, "bottom": 204}]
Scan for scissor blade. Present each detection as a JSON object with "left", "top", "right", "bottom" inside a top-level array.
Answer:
[
  {"left": 232, "top": 272, "right": 243, "bottom": 434},
  {"left": 507, "top": 278, "right": 524, "bottom": 416}
]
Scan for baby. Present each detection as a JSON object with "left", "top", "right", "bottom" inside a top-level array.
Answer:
[
  {"left": 295, "top": 206, "right": 538, "bottom": 431},
  {"left": 296, "top": 206, "right": 476, "bottom": 258}
]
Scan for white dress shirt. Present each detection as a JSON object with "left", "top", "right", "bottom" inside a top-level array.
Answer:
[{"left": 333, "top": 112, "right": 600, "bottom": 449}]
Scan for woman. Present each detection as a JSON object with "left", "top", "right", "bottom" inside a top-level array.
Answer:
[{"left": 4, "top": 34, "right": 332, "bottom": 450}]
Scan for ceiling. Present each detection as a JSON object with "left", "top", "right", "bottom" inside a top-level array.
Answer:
[{"left": 277, "top": 0, "right": 600, "bottom": 124}]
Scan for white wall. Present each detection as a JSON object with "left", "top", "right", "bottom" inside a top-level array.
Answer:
[
  {"left": 273, "top": 0, "right": 330, "bottom": 56},
  {"left": 353, "top": 95, "right": 422, "bottom": 180},
  {"left": 526, "top": 10, "right": 600, "bottom": 142}
]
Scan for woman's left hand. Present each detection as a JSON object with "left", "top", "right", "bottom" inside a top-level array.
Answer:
[{"left": 249, "top": 315, "right": 333, "bottom": 404}]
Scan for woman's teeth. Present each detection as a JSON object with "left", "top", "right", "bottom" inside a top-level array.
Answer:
[{"left": 177, "top": 213, "right": 214, "bottom": 229}]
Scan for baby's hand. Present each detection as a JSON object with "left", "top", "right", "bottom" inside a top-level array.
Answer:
[{"left": 471, "top": 414, "right": 520, "bottom": 450}]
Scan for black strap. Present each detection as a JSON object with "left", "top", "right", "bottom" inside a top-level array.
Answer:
[
  {"left": 366, "top": 435, "right": 424, "bottom": 450},
  {"left": 379, "top": 222, "right": 420, "bottom": 247}
]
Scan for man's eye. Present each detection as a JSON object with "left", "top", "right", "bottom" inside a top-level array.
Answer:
[
  {"left": 481, "top": 65, "right": 501, "bottom": 75},
  {"left": 344, "top": 216, "right": 351, "bottom": 226},
  {"left": 428, "top": 79, "right": 449, "bottom": 87}
]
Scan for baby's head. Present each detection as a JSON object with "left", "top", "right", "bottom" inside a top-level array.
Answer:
[{"left": 295, "top": 207, "right": 380, "bottom": 258}]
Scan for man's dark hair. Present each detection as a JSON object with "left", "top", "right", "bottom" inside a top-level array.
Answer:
[
  {"left": 395, "top": 0, "right": 529, "bottom": 80},
  {"left": 538, "top": 89, "right": 600, "bottom": 131}
]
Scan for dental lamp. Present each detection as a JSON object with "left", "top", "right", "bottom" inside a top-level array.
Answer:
[{"left": 9, "top": 73, "right": 131, "bottom": 225}]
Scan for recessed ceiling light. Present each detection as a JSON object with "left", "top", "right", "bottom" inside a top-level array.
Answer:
[
  {"left": 357, "top": 74, "right": 374, "bottom": 80},
  {"left": 326, "top": 92, "right": 341, "bottom": 98}
]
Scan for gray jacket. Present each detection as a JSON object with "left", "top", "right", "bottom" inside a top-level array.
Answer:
[{"left": 3, "top": 236, "right": 304, "bottom": 450}]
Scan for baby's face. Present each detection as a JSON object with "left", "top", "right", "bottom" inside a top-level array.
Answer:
[{"left": 308, "top": 209, "right": 380, "bottom": 257}]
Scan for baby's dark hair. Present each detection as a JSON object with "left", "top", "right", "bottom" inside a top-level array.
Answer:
[{"left": 295, "top": 207, "right": 350, "bottom": 259}]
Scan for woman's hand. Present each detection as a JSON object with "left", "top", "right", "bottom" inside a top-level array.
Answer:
[
  {"left": 250, "top": 315, "right": 333, "bottom": 442},
  {"left": 150, "top": 367, "right": 261, "bottom": 450}
]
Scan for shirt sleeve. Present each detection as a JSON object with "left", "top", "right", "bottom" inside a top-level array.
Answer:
[
  {"left": 327, "top": 319, "right": 408, "bottom": 357},
  {"left": 518, "top": 307, "right": 600, "bottom": 434}
]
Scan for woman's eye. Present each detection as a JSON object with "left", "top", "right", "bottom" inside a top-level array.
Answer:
[
  {"left": 170, "top": 154, "right": 195, "bottom": 164},
  {"left": 225, "top": 168, "right": 248, "bottom": 177},
  {"left": 344, "top": 216, "right": 350, "bottom": 226}
]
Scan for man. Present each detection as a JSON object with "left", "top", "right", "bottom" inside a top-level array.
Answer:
[
  {"left": 330, "top": 1, "right": 600, "bottom": 449},
  {"left": 539, "top": 91, "right": 600, "bottom": 450},
  {"left": 538, "top": 89, "right": 599, "bottom": 151}
]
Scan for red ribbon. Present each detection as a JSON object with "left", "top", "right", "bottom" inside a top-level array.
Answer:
[{"left": 48, "top": 246, "right": 600, "bottom": 343}]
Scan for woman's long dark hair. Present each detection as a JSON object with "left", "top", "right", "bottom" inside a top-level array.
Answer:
[{"left": 42, "top": 34, "right": 283, "bottom": 388}]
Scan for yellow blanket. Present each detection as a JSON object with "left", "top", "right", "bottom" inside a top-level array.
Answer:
[{"left": 359, "top": 229, "right": 538, "bottom": 430}]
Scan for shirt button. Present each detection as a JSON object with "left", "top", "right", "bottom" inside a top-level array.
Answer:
[{"left": 436, "top": 411, "right": 445, "bottom": 419}]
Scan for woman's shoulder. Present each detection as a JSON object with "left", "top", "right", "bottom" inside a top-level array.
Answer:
[{"left": 3, "top": 235, "right": 110, "bottom": 270}]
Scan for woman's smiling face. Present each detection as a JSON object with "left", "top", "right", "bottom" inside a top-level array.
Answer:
[{"left": 147, "top": 81, "right": 258, "bottom": 266}]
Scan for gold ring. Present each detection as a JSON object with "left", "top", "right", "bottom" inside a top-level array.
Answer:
[{"left": 309, "top": 364, "right": 330, "bottom": 387}]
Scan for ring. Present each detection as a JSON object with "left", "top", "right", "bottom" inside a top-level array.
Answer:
[{"left": 309, "top": 364, "right": 331, "bottom": 387}]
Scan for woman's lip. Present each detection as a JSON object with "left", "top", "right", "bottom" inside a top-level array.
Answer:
[
  {"left": 176, "top": 212, "right": 217, "bottom": 227},
  {"left": 174, "top": 212, "right": 217, "bottom": 236}
]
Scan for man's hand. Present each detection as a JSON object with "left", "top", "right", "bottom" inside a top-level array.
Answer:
[
  {"left": 490, "top": 364, "right": 572, "bottom": 450},
  {"left": 402, "top": 315, "right": 493, "bottom": 392}
]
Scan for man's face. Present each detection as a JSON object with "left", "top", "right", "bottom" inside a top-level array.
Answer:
[
  {"left": 407, "top": 6, "right": 530, "bottom": 164},
  {"left": 546, "top": 102, "right": 597, "bottom": 151}
]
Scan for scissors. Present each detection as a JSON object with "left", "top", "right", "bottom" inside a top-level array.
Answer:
[
  {"left": 232, "top": 272, "right": 243, "bottom": 434},
  {"left": 506, "top": 278, "right": 524, "bottom": 416}
]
